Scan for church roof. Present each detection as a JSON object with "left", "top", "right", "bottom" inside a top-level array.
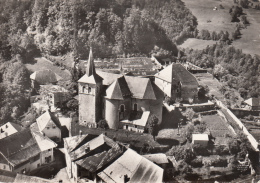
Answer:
[
  {"left": 36, "top": 110, "right": 61, "bottom": 131},
  {"left": 106, "top": 76, "right": 132, "bottom": 100},
  {"left": 155, "top": 63, "right": 198, "bottom": 86},
  {"left": 96, "top": 71, "right": 122, "bottom": 85},
  {"left": 244, "top": 97, "right": 260, "bottom": 107},
  {"left": 125, "top": 76, "right": 156, "bottom": 100},
  {"left": 30, "top": 69, "right": 62, "bottom": 85}
]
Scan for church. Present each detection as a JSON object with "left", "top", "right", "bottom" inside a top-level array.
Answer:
[
  {"left": 78, "top": 49, "right": 164, "bottom": 130},
  {"left": 78, "top": 49, "right": 198, "bottom": 130}
]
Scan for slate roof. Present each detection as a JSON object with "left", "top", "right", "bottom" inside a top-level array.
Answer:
[
  {"left": 142, "top": 153, "right": 169, "bottom": 164},
  {"left": 96, "top": 71, "right": 122, "bottom": 86},
  {"left": 14, "top": 174, "right": 55, "bottom": 183},
  {"left": 121, "top": 111, "right": 151, "bottom": 127},
  {"left": 106, "top": 76, "right": 132, "bottom": 100},
  {"left": 0, "top": 122, "right": 23, "bottom": 139},
  {"left": 97, "top": 148, "right": 163, "bottom": 183},
  {"left": 32, "top": 131, "right": 57, "bottom": 151},
  {"left": 36, "top": 110, "right": 61, "bottom": 131},
  {"left": 155, "top": 63, "right": 198, "bottom": 86},
  {"left": 30, "top": 69, "right": 62, "bottom": 85},
  {"left": 0, "top": 170, "right": 16, "bottom": 183},
  {"left": 0, "top": 129, "right": 56, "bottom": 166},
  {"left": 244, "top": 97, "right": 260, "bottom": 107}
]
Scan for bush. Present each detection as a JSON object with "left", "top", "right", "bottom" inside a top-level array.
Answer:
[
  {"left": 215, "top": 145, "right": 230, "bottom": 155},
  {"left": 164, "top": 96, "right": 175, "bottom": 105},
  {"left": 211, "top": 157, "right": 228, "bottom": 167},
  {"left": 190, "top": 157, "right": 203, "bottom": 168},
  {"left": 97, "top": 119, "right": 109, "bottom": 129},
  {"left": 193, "top": 144, "right": 209, "bottom": 156}
]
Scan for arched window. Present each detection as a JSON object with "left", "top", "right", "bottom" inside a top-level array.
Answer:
[
  {"left": 82, "top": 86, "right": 86, "bottom": 93},
  {"left": 120, "top": 105, "right": 125, "bottom": 112},
  {"left": 133, "top": 103, "right": 137, "bottom": 111},
  {"left": 88, "top": 87, "right": 91, "bottom": 93}
]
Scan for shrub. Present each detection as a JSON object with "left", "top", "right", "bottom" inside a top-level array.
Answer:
[
  {"left": 164, "top": 96, "right": 174, "bottom": 105},
  {"left": 211, "top": 157, "right": 228, "bottom": 167},
  {"left": 97, "top": 119, "right": 109, "bottom": 129},
  {"left": 190, "top": 157, "right": 203, "bottom": 168},
  {"left": 215, "top": 145, "right": 229, "bottom": 155},
  {"left": 193, "top": 144, "right": 209, "bottom": 156}
]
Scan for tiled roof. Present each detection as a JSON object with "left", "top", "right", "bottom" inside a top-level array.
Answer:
[
  {"left": 0, "top": 129, "right": 55, "bottom": 166},
  {"left": 14, "top": 174, "right": 55, "bottom": 183},
  {"left": 125, "top": 76, "right": 156, "bottom": 100},
  {"left": 98, "top": 148, "right": 163, "bottom": 183},
  {"left": 32, "top": 131, "right": 57, "bottom": 151},
  {"left": 106, "top": 76, "right": 132, "bottom": 100},
  {"left": 155, "top": 63, "right": 198, "bottom": 86},
  {"left": 78, "top": 74, "right": 103, "bottom": 84},
  {"left": 39, "top": 85, "right": 68, "bottom": 93},
  {"left": 0, "top": 122, "right": 23, "bottom": 139},
  {"left": 30, "top": 69, "right": 62, "bottom": 85},
  {"left": 36, "top": 110, "right": 61, "bottom": 131},
  {"left": 244, "top": 97, "right": 260, "bottom": 107},
  {"left": 96, "top": 71, "right": 122, "bottom": 86},
  {"left": 142, "top": 153, "right": 169, "bottom": 164},
  {"left": 0, "top": 170, "right": 16, "bottom": 183}
]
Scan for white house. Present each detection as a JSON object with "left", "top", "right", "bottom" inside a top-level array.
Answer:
[{"left": 31, "top": 110, "right": 62, "bottom": 142}]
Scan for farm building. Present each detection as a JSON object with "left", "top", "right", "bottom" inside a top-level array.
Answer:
[{"left": 192, "top": 134, "right": 209, "bottom": 147}]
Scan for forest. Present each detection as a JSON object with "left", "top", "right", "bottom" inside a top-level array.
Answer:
[{"left": 0, "top": 0, "right": 197, "bottom": 123}]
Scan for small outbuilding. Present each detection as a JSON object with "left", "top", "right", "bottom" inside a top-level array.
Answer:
[{"left": 192, "top": 134, "right": 209, "bottom": 147}]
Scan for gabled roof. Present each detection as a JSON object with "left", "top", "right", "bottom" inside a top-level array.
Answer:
[
  {"left": 36, "top": 110, "right": 61, "bottom": 131},
  {"left": 0, "top": 129, "right": 55, "bottom": 166},
  {"left": 142, "top": 153, "right": 169, "bottom": 164},
  {"left": 244, "top": 97, "right": 260, "bottom": 107},
  {"left": 14, "top": 174, "right": 55, "bottom": 183},
  {"left": 0, "top": 122, "right": 23, "bottom": 139},
  {"left": 155, "top": 63, "right": 199, "bottom": 86},
  {"left": 106, "top": 76, "right": 132, "bottom": 100},
  {"left": 96, "top": 71, "right": 122, "bottom": 86},
  {"left": 121, "top": 111, "right": 151, "bottom": 127},
  {"left": 125, "top": 76, "right": 156, "bottom": 100},
  {"left": 97, "top": 148, "right": 163, "bottom": 183},
  {"left": 0, "top": 170, "right": 16, "bottom": 183},
  {"left": 32, "top": 131, "right": 57, "bottom": 151},
  {"left": 30, "top": 69, "right": 62, "bottom": 84}
]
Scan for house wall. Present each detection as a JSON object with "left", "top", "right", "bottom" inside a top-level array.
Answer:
[
  {"left": 105, "top": 98, "right": 131, "bottom": 129},
  {"left": 0, "top": 162, "right": 11, "bottom": 171},
  {"left": 41, "top": 149, "right": 54, "bottom": 165},
  {"left": 122, "top": 123, "right": 144, "bottom": 133},
  {"left": 42, "top": 123, "right": 61, "bottom": 142},
  {"left": 14, "top": 153, "right": 41, "bottom": 174},
  {"left": 192, "top": 140, "right": 208, "bottom": 147},
  {"left": 64, "top": 143, "right": 73, "bottom": 178},
  {"left": 154, "top": 78, "right": 171, "bottom": 97},
  {"left": 72, "top": 162, "right": 78, "bottom": 183}
]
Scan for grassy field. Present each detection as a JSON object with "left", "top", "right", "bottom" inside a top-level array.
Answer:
[
  {"left": 232, "top": 7, "right": 260, "bottom": 55},
  {"left": 25, "top": 57, "right": 71, "bottom": 81},
  {"left": 179, "top": 38, "right": 218, "bottom": 50},
  {"left": 182, "top": 0, "right": 236, "bottom": 34}
]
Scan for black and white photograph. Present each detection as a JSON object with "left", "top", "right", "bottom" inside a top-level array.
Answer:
[{"left": 0, "top": 0, "right": 260, "bottom": 182}]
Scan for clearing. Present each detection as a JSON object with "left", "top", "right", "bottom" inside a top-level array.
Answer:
[
  {"left": 182, "top": 0, "right": 236, "bottom": 34},
  {"left": 179, "top": 38, "right": 218, "bottom": 50},
  {"left": 25, "top": 57, "right": 71, "bottom": 81}
]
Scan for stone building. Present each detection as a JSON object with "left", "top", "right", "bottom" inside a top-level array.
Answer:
[
  {"left": 154, "top": 63, "right": 199, "bottom": 103},
  {"left": 78, "top": 49, "right": 164, "bottom": 129}
]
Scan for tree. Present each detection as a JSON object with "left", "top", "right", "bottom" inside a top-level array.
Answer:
[
  {"left": 97, "top": 119, "right": 109, "bottom": 129},
  {"left": 145, "top": 114, "right": 159, "bottom": 140},
  {"left": 183, "top": 108, "right": 195, "bottom": 121}
]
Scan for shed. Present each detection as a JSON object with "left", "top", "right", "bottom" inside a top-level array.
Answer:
[{"left": 192, "top": 134, "right": 209, "bottom": 146}]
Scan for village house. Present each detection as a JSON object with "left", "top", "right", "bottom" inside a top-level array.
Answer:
[
  {"left": 63, "top": 134, "right": 125, "bottom": 183},
  {"left": 0, "top": 129, "right": 56, "bottom": 174},
  {"left": 244, "top": 97, "right": 260, "bottom": 110},
  {"left": 78, "top": 49, "right": 164, "bottom": 129},
  {"left": 30, "top": 69, "right": 62, "bottom": 89},
  {"left": 30, "top": 110, "right": 62, "bottom": 142},
  {"left": 39, "top": 85, "right": 69, "bottom": 109},
  {"left": 154, "top": 63, "right": 199, "bottom": 103},
  {"left": 0, "top": 122, "right": 23, "bottom": 140},
  {"left": 97, "top": 148, "right": 164, "bottom": 183}
]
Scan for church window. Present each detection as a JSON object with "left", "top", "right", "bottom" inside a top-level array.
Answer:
[
  {"left": 133, "top": 103, "right": 138, "bottom": 111},
  {"left": 88, "top": 87, "right": 91, "bottom": 93},
  {"left": 82, "top": 86, "right": 86, "bottom": 93},
  {"left": 120, "top": 105, "right": 125, "bottom": 112}
]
